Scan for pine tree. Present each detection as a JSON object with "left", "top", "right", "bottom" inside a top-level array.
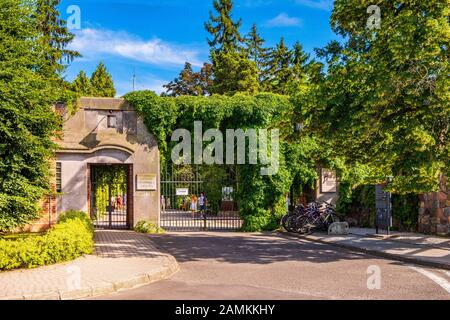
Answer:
[
  {"left": 211, "top": 50, "right": 259, "bottom": 95},
  {"left": 245, "top": 23, "right": 268, "bottom": 83},
  {"left": 90, "top": 63, "right": 116, "bottom": 97},
  {"left": 263, "top": 38, "right": 293, "bottom": 94},
  {"left": 204, "top": 0, "right": 243, "bottom": 54},
  {"left": 288, "top": 41, "right": 310, "bottom": 95},
  {"left": 205, "top": 0, "right": 258, "bottom": 94},
  {"left": 36, "top": 0, "right": 80, "bottom": 73},
  {"left": 72, "top": 71, "right": 92, "bottom": 96}
]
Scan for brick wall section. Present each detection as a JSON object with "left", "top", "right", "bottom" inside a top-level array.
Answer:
[
  {"left": 419, "top": 175, "right": 450, "bottom": 236},
  {"left": 15, "top": 160, "right": 58, "bottom": 233}
]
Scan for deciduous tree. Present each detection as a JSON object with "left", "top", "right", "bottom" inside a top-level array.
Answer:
[{"left": 302, "top": 0, "right": 450, "bottom": 193}]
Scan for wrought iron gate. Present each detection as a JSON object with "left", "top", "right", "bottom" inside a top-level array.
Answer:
[
  {"left": 160, "top": 166, "right": 243, "bottom": 231},
  {"left": 90, "top": 165, "right": 130, "bottom": 229}
]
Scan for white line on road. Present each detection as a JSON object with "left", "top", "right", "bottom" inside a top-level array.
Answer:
[{"left": 409, "top": 266, "right": 450, "bottom": 294}]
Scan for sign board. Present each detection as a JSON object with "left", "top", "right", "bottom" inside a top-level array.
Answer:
[
  {"left": 136, "top": 174, "right": 157, "bottom": 191},
  {"left": 320, "top": 169, "right": 337, "bottom": 193},
  {"left": 375, "top": 184, "right": 392, "bottom": 229},
  {"left": 176, "top": 188, "right": 189, "bottom": 196}
]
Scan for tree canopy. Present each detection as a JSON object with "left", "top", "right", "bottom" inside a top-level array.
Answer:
[
  {"left": 301, "top": 0, "right": 450, "bottom": 194},
  {"left": 0, "top": 0, "right": 75, "bottom": 231}
]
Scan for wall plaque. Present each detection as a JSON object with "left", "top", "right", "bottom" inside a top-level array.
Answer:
[
  {"left": 320, "top": 168, "right": 337, "bottom": 193},
  {"left": 136, "top": 174, "right": 157, "bottom": 191},
  {"left": 176, "top": 188, "right": 189, "bottom": 196}
]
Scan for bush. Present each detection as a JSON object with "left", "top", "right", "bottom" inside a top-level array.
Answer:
[
  {"left": 134, "top": 221, "right": 165, "bottom": 234},
  {"left": 0, "top": 211, "right": 94, "bottom": 271}
]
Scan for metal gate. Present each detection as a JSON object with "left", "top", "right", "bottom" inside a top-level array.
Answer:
[
  {"left": 160, "top": 166, "right": 243, "bottom": 231},
  {"left": 90, "top": 164, "right": 130, "bottom": 229}
]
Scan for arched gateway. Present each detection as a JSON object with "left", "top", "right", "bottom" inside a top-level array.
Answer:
[{"left": 55, "top": 97, "right": 160, "bottom": 229}]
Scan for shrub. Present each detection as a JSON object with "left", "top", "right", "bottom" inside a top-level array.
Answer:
[
  {"left": 58, "top": 210, "right": 94, "bottom": 232},
  {"left": 134, "top": 221, "right": 165, "bottom": 234},
  {"left": 0, "top": 211, "right": 94, "bottom": 271}
]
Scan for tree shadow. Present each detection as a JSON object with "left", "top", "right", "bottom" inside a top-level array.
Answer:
[{"left": 147, "top": 232, "right": 370, "bottom": 265}]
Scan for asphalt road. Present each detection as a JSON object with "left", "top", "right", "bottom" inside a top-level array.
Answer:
[{"left": 96, "top": 232, "right": 450, "bottom": 300}]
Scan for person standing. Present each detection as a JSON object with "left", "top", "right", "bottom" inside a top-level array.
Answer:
[
  {"left": 198, "top": 192, "right": 207, "bottom": 217},
  {"left": 190, "top": 194, "right": 198, "bottom": 218}
]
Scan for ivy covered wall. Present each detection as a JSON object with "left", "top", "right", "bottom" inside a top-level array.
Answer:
[{"left": 125, "top": 91, "right": 320, "bottom": 231}]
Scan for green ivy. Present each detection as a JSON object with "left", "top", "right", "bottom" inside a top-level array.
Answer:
[{"left": 125, "top": 91, "right": 319, "bottom": 231}]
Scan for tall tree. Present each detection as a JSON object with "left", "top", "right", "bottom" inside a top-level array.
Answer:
[
  {"left": 0, "top": 0, "right": 64, "bottom": 231},
  {"left": 204, "top": 0, "right": 243, "bottom": 54},
  {"left": 72, "top": 71, "right": 92, "bottom": 96},
  {"left": 263, "top": 38, "right": 293, "bottom": 94},
  {"left": 302, "top": 0, "right": 450, "bottom": 193},
  {"left": 211, "top": 51, "right": 259, "bottom": 95},
  {"left": 205, "top": 0, "right": 258, "bottom": 94},
  {"left": 289, "top": 41, "right": 310, "bottom": 95},
  {"left": 35, "top": 0, "right": 80, "bottom": 73},
  {"left": 245, "top": 23, "right": 268, "bottom": 83},
  {"left": 90, "top": 63, "right": 116, "bottom": 97}
]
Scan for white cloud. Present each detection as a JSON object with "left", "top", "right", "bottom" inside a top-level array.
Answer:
[
  {"left": 265, "top": 13, "right": 302, "bottom": 27},
  {"left": 295, "top": 0, "right": 333, "bottom": 11},
  {"left": 69, "top": 28, "right": 202, "bottom": 67}
]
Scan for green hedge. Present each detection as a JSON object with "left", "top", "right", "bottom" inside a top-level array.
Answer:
[{"left": 0, "top": 210, "right": 94, "bottom": 271}]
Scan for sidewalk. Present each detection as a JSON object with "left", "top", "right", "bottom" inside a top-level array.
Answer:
[
  {"left": 282, "top": 228, "right": 450, "bottom": 270},
  {"left": 0, "top": 230, "right": 179, "bottom": 300}
]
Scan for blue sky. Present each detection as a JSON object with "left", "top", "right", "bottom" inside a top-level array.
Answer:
[{"left": 60, "top": 0, "right": 337, "bottom": 96}]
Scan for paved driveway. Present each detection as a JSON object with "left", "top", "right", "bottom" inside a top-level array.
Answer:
[{"left": 96, "top": 232, "right": 450, "bottom": 300}]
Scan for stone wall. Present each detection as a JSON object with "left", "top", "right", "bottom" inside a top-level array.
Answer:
[{"left": 418, "top": 175, "right": 450, "bottom": 236}]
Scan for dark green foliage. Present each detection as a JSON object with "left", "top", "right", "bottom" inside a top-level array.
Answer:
[
  {"left": 205, "top": 0, "right": 243, "bottom": 53},
  {"left": 392, "top": 194, "right": 420, "bottom": 231},
  {"left": 90, "top": 62, "right": 116, "bottom": 97},
  {"left": 245, "top": 23, "right": 268, "bottom": 83},
  {"left": 302, "top": 0, "right": 450, "bottom": 194},
  {"left": 0, "top": 0, "right": 70, "bottom": 232},
  {"left": 263, "top": 38, "right": 310, "bottom": 95},
  {"left": 0, "top": 211, "right": 94, "bottom": 270},
  {"left": 125, "top": 91, "right": 319, "bottom": 231},
  {"left": 211, "top": 50, "right": 259, "bottom": 95}
]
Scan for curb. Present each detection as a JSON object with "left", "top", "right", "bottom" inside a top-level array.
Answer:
[
  {"left": 350, "top": 232, "right": 450, "bottom": 251},
  {"left": 2, "top": 255, "right": 179, "bottom": 301},
  {"left": 278, "top": 230, "right": 450, "bottom": 271}
]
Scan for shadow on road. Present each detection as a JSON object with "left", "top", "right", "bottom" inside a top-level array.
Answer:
[{"left": 149, "top": 232, "right": 369, "bottom": 265}]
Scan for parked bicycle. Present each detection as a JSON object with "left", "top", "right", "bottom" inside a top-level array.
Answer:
[{"left": 281, "top": 201, "right": 340, "bottom": 235}]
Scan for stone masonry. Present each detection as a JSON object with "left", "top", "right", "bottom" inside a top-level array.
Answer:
[{"left": 419, "top": 175, "right": 450, "bottom": 236}]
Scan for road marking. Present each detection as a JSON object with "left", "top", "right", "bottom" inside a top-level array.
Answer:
[
  {"left": 409, "top": 266, "right": 450, "bottom": 294},
  {"left": 444, "top": 271, "right": 450, "bottom": 279}
]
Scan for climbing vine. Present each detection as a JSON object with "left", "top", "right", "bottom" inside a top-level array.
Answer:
[{"left": 125, "top": 91, "right": 319, "bottom": 231}]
